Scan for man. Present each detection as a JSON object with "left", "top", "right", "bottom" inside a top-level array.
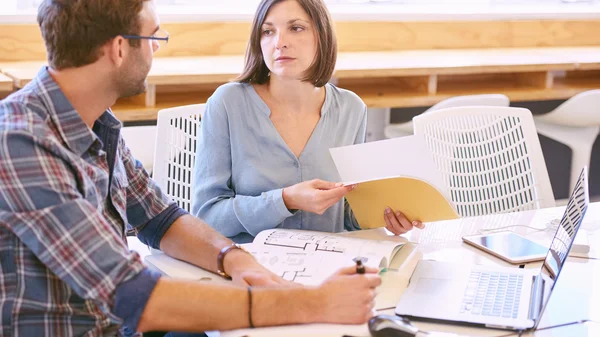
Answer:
[{"left": 0, "top": 1, "right": 381, "bottom": 336}]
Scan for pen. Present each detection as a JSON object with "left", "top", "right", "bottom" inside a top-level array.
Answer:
[{"left": 355, "top": 257, "right": 365, "bottom": 274}]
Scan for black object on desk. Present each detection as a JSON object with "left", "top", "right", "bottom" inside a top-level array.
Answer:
[{"left": 368, "top": 314, "right": 419, "bottom": 337}]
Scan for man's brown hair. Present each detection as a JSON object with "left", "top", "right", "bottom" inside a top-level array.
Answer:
[
  {"left": 237, "top": 0, "right": 337, "bottom": 88},
  {"left": 37, "top": 0, "right": 148, "bottom": 70}
]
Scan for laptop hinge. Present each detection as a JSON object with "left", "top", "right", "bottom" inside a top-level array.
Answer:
[{"left": 527, "top": 274, "right": 545, "bottom": 321}]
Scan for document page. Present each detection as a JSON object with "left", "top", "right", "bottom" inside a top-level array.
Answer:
[
  {"left": 249, "top": 229, "right": 404, "bottom": 285},
  {"left": 329, "top": 135, "right": 458, "bottom": 227},
  {"left": 329, "top": 134, "right": 450, "bottom": 200}
]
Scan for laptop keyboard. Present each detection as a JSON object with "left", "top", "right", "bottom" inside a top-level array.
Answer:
[{"left": 460, "top": 271, "right": 523, "bottom": 318}]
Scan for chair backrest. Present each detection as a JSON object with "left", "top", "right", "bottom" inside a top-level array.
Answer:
[
  {"left": 539, "top": 89, "right": 600, "bottom": 127},
  {"left": 153, "top": 104, "right": 205, "bottom": 212},
  {"left": 426, "top": 94, "right": 510, "bottom": 112},
  {"left": 413, "top": 106, "right": 555, "bottom": 217},
  {"left": 384, "top": 94, "right": 510, "bottom": 138},
  {"left": 121, "top": 125, "right": 157, "bottom": 173}
]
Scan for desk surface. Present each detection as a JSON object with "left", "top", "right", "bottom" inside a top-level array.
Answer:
[
  {"left": 128, "top": 203, "right": 600, "bottom": 336},
  {"left": 212, "top": 202, "right": 599, "bottom": 337}
]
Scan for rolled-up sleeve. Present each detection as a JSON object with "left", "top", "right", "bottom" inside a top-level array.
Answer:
[
  {"left": 119, "top": 136, "right": 177, "bottom": 228},
  {"left": 117, "top": 136, "right": 187, "bottom": 249},
  {"left": 0, "top": 131, "right": 158, "bottom": 330}
]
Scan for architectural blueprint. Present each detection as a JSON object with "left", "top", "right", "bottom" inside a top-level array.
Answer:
[{"left": 246, "top": 229, "right": 406, "bottom": 285}]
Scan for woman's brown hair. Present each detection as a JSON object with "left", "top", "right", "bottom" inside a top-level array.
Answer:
[{"left": 237, "top": 0, "right": 337, "bottom": 88}]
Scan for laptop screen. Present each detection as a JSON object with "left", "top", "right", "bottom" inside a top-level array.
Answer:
[{"left": 535, "top": 167, "right": 589, "bottom": 326}]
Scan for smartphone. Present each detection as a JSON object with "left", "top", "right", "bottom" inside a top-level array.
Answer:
[{"left": 462, "top": 231, "right": 548, "bottom": 264}]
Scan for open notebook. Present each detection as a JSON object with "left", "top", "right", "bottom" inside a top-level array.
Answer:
[
  {"left": 145, "top": 228, "right": 405, "bottom": 286},
  {"left": 330, "top": 134, "right": 459, "bottom": 229}
]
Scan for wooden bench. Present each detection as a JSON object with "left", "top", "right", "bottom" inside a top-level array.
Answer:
[
  {"left": 0, "top": 59, "right": 241, "bottom": 121},
  {"left": 0, "top": 61, "right": 44, "bottom": 89},
  {"left": 2, "top": 47, "right": 599, "bottom": 122},
  {"left": 334, "top": 47, "right": 600, "bottom": 108},
  {"left": 0, "top": 73, "right": 13, "bottom": 98}
]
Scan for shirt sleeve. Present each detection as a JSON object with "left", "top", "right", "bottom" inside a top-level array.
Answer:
[
  {"left": 191, "top": 97, "right": 293, "bottom": 238},
  {"left": 0, "top": 128, "right": 158, "bottom": 330},
  {"left": 117, "top": 136, "right": 187, "bottom": 249},
  {"left": 118, "top": 136, "right": 177, "bottom": 228}
]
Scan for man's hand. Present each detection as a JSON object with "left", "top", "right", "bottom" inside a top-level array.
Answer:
[
  {"left": 282, "top": 179, "right": 355, "bottom": 215},
  {"left": 224, "top": 248, "right": 296, "bottom": 287},
  {"left": 315, "top": 265, "right": 382, "bottom": 324}
]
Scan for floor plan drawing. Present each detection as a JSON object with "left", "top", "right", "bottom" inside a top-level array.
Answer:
[
  {"left": 249, "top": 250, "right": 327, "bottom": 285},
  {"left": 246, "top": 228, "right": 407, "bottom": 285},
  {"left": 263, "top": 230, "right": 350, "bottom": 253}
]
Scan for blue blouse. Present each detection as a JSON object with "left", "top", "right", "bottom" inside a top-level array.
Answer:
[{"left": 191, "top": 82, "right": 367, "bottom": 243}]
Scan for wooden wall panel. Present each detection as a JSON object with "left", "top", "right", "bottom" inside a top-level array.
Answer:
[
  {"left": 154, "top": 22, "right": 251, "bottom": 57},
  {"left": 0, "top": 24, "right": 46, "bottom": 62},
  {"left": 1, "top": 19, "right": 599, "bottom": 62},
  {"left": 334, "top": 20, "right": 600, "bottom": 52}
]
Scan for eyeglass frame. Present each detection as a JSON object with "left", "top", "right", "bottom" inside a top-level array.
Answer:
[{"left": 121, "top": 30, "right": 169, "bottom": 45}]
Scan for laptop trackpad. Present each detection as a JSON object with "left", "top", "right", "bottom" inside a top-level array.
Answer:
[{"left": 415, "top": 277, "right": 454, "bottom": 295}]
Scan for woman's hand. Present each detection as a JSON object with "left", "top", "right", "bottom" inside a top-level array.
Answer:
[
  {"left": 383, "top": 207, "right": 424, "bottom": 235},
  {"left": 282, "top": 179, "right": 354, "bottom": 215}
]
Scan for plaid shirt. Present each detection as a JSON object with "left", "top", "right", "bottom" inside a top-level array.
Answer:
[{"left": 0, "top": 68, "right": 181, "bottom": 336}]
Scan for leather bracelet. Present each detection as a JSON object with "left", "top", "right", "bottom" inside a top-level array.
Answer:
[
  {"left": 248, "top": 286, "right": 254, "bottom": 328},
  {"left": 216, "top": 243, "right": 246, "bottom": 279}
]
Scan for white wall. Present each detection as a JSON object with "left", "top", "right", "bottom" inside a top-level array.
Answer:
[{"left": 3, "top": 0, "right": 600, "bottom": 23}]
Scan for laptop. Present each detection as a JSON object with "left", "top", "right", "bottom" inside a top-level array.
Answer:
[{"left": 395, "top": 167, "right": 589, "bottom": 330}]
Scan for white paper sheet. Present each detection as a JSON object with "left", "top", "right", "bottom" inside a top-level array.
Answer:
[{"left": 329, "top": 134, "right": 451, "bottom": 201}]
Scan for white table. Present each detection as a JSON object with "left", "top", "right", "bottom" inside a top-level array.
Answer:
[{"left": 129, "top": 202, "right": 600, "bottom": 337}]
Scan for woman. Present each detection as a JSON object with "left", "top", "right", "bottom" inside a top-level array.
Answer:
[{"left": 192, "top": 0, "right": 423, "bottom": 243}]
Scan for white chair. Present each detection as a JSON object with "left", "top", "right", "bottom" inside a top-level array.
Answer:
[
  {"left": 153, "top": 104, "right": 205, "bottom": 213},
  {"left": 120, "top": 125, "right": 157, "bottom": 173},
  {"left": 533, "top": 90, "right": 600, "bottom": 194},
  {"left": 384, "top": 94, "right": 510, "bottom": 139},
  {"left": 413, "top": 106, "right": 555, "bottom": 217}
]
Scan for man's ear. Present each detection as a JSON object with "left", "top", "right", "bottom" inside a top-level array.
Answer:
[{"left": 106, "top": 36, "right": 127, "bottom": 67}]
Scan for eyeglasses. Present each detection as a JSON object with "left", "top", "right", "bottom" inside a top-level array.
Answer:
[{"left": 122, "top": 29, "right": 169, "bottom": 46}]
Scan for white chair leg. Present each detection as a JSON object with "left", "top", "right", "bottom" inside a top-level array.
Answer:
[
  {"left": 384, "top": 122, "right": 414, "bottom": 139},
  {"left": 366, "top": 107, "right": 390, "bottom": 142},
  {"left": 569, "top": 141, "right": 595, "bottom": 193},
  {"left": 534, "top": 121, "right": 600, "bottom": 193}
]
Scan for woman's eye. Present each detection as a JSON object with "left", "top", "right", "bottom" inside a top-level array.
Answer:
[
  {"left": 291, "top": 26, "right": 304, "bottom": 32},
  {"left": 262, "top": 29, "right": 272, "bottom": 36}
]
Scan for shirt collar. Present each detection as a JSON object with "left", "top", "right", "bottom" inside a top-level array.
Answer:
[{"left": 33, "top": 67, "right": 120, "bottom": 155}]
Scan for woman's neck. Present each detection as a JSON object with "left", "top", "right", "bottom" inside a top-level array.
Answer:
[{"left": 264, "top": 76, "right": 325, "bottom": 115}]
